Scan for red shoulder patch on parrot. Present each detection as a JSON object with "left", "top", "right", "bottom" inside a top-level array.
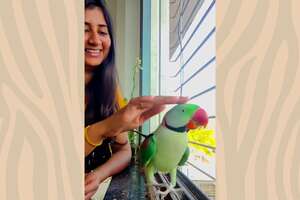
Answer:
[{"left": 139, "top": 134, "right": 157, "bottom": 166}]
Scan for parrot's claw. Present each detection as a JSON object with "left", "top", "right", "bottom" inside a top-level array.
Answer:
[
  {"left": 152, "top": 184, "right": 183, "bottom": 200},
  {"left": 151, "top": 182, "right": 168, "bottom": 188}
]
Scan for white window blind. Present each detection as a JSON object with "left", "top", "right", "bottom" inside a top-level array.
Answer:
[{"left": 159, "top": 0, "right": 216, "bottom": 192}]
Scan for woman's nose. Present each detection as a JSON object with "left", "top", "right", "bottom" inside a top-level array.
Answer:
[{"left": 88, "top": 32, "right": 101, "bottom": 46}]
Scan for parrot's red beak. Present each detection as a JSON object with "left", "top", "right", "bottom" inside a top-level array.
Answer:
[
  {"left": 187, "top": 108, "right": 208, "bottom": 130},
  {"left": 186, "top": 120, "right": 198, "bottom": 130}
]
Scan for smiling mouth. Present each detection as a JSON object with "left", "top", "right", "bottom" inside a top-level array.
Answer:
[{"left": 85, "top": 48, "right": 102, "bottom": 57}]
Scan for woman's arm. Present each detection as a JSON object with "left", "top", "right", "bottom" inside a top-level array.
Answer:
[
  {"left": 84, "top": 118, "right": 112, "bottom": 156},
  {"left": 94, "top": 132, "right": 131, "bottom": 180},
  {"left": 84, "top": 133, "right": 131, "bottom": 200},
  {"left": 85, "top": 96, "right": 189, "bottom": 155}
]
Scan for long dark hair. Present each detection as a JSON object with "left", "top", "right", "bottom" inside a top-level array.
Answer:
[{"left": 85, "top": 0, "right": 119, "bottom": 126}]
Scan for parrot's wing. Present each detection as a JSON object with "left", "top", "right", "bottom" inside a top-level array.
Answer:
[
  {"left": 140, "top": 134, "right": 157, "bottom": 166},
  {"left": 178, "top": 147, "right": 190, "bottom": 166}
]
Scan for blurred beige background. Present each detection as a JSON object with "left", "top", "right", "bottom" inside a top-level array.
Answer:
[
  {"left": 0, "top": 0, "right": 84, "bottom": 199},
  {"left": 217, "top": 0, "right": 300, "bottom": 199},
  {"left": 0, "top": 0, "right": 299, "bottom": 200}
]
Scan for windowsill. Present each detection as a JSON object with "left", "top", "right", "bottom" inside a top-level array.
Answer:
[{"left": 104, "top": 162, "right": 210, "bottom": 200}]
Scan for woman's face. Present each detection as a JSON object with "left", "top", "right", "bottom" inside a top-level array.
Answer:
[{"left": 85, "top": 7, "right": 111, "bottom": 70}]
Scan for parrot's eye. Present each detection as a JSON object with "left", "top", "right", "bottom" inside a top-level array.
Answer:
[{"left": 182, "top": 109, "right": 185, "bottom": 112}]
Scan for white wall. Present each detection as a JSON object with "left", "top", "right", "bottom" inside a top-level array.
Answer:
[{"left": 106, "top": 0, "right": 141, "bottom": 100}]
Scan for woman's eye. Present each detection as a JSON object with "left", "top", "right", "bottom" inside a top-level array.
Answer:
[{"left": 98, "top": 31, "right": 108, "bottom": 35}]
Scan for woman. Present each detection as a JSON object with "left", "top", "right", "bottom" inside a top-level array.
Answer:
[{"left": 84, "top": 1, "right": 188, "bottom": 199}]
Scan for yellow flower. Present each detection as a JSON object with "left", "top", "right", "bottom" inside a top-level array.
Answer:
[{"left": 188, "top": 128, "right": 216, "bottom": 157}]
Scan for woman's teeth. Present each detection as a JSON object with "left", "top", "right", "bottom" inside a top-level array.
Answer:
[{"left": 86, "top": 48, "right": 101, "bottom": 56}]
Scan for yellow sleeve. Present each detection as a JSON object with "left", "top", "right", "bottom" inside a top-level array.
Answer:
[
  {"left": 116, "top": 86, "right": 127, "bottom": 109},
  {"left": 114, "top": 86, "right": 129, "bottom": 145}
]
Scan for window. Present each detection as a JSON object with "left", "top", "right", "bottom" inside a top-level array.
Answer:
[{"left": 159, "top": 0, "right": 216, "bottom": 199}]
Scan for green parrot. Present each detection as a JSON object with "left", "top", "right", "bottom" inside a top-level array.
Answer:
[{"left": 139, "top": 104, "right": 208, "bottom": 198}]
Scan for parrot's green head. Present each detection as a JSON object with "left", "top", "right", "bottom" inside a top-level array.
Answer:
[{"left": 162, "top": 104, "right": 208, "bottom": 133}]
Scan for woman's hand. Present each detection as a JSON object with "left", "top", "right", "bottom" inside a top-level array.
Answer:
[
  {"left": 85, "top": 96, "right": 189, "bottom": 155},
  {"left": 106, "top": 96, "right": 189, "bottom": 136},
  {"left": 85, "top": 170, "right": 103, "bottom": 200},
  {"left": 85, "top": 137, "right": 131, "bottom": 199}
]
